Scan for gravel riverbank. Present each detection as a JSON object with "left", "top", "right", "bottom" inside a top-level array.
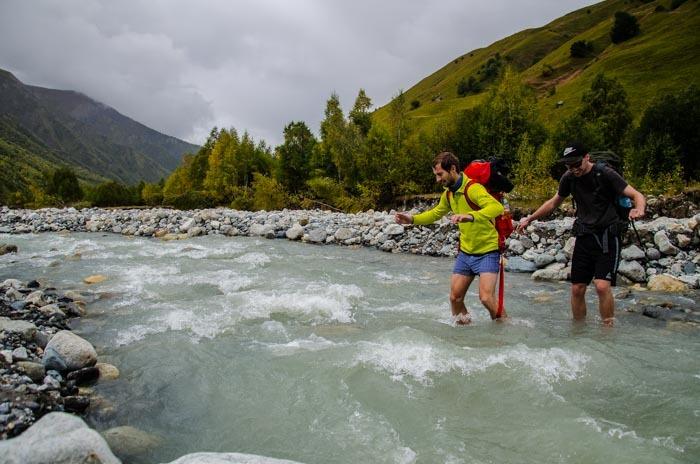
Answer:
[{"left": 2, "top": 204, "right": 700, "bottom": 290}]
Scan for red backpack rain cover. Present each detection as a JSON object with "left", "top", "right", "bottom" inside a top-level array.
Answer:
[{"left": 463, "top": 160, "right": 514, "bottom": 252}]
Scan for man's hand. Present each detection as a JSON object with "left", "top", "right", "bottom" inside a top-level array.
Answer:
[
  {"left": 450, "top": 214, "right": 473, "bottom": 224},
  {"left": 515, "top": 216, "right": 531, "bottom": 234},
  {"left": 629, "top": 208, "right": 645, "bottom": 220},
  {"left": 395, "top": 212, "right": 413, "bottom": 224}
]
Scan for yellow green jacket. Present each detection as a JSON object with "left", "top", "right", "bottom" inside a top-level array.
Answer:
[{"left": 412, "top": 175, "right": 504, "bottom": 255}]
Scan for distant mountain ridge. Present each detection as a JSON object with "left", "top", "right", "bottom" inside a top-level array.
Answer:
[{"left": 0, "top": 68, "right": 199, "bottom": 186}]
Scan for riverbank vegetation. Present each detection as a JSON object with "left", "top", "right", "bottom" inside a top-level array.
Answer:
[{"left": 11, "top": 72, "right": 697, "bottom": 212}]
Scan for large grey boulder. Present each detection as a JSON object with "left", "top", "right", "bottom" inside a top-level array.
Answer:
[
  {"left": 654, "top": 230, "right": 679, "bottom": 256},
  {"left": 0, "top": 317, "right": 37, "bottom": 340},
  {"left": 621, "top": 244, "right": 646, "bottom": 261},
  {"left": 164, "top": 452, "right": 305, "bottom": 464},
  {"left": 42, "top": 330, "right": 97, "bottom": 372},
  {"left": 285, "top": 224, "right": 304, "bottom": 240},
  {"left": 384, "top": 224, "right": 405, "bottom": 236},
  {"left": 1, "top": 278, "right": 23, "bottom": 289},
  {"left": 507, "top": 239, "right": 525, "bottom": 255},
  {"left": 618, "top": 260, "right": 647, "bottom": 283},
  {"left": 532, "top": 263, "right": 568, "bottom": 282},
  {"left": 333, "top": 227, "right": 355, "bottom": 241},
  {"left": 302, "top": 229, "right": 327, "bottom": 244},
  {"left": 0, "top": 412, "right": 120, "bottom": 464},
  {"left": 505, "top": 256, "right": 537, "bottom": 273},
  {"left": 533, "top": 253, "right": 556, "bottom": 269}
]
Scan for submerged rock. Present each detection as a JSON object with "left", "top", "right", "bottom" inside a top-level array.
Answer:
[
  {"left": 0, "top": 244, "right": 18, "bottom": 255},
  {"left": 102, "top": 425, "right": 163, "bottom": 460},
  {"left": 84, "top": 274, "right": 107, "bottom": 284},
  {"left": 165, "top": 452, "right": 306, "bottom": 464}
]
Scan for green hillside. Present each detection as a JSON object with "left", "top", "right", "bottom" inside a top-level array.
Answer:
[{"left": 373, "top": 0, "right": 700, "bottom": 134}]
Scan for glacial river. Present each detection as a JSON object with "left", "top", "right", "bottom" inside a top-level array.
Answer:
[{"left": 1, "top": 232, "right": 699, "bottom": 463}]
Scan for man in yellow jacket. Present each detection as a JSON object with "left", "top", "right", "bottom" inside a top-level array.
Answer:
[{"left": 395, "top": 152, "right": 506, "bottom": 324}]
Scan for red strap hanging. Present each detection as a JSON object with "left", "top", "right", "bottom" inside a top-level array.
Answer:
[{"left": 497, "top": 255, "right": 505, "bottom": 318}]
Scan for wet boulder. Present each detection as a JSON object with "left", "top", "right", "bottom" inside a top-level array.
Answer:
[
  {"left": 42, "top": 330, "right": 97, "bottom": 372},
  {"left": 102, "top": 426, "right": 163, "bottom": 461},
  {"left": 0, "top": 244, "right": 18, "bottom": 255},
  {"left": 0, "top": 412, "right": 119, "bottom": 464}
]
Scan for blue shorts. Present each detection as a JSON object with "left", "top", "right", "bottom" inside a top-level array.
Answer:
[{"left": 453, "top": 251, "right": 500, "bottom": 276}]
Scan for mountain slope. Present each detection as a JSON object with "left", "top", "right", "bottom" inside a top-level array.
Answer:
[
  {"left": 0, "top": 68, "right": 199, "bottom": 187},
  {"left": 372, "top": 0, "right": 700, "bottom": 134}
]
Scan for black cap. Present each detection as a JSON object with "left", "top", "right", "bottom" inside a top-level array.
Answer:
[{"left": 561, "top": 142, "right": 587, "bottom": 164}]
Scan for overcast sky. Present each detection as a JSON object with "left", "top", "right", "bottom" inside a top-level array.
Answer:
[{"left": 0, "top": 0, "right": 594, "bottom": 147}]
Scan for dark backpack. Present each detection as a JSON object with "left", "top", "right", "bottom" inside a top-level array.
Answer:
[{"left": 551, "top": 151, "right": 631, "bottom": 234}]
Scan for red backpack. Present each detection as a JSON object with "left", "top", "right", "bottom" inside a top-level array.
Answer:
[
  {"left": 463, "top": 159, "right": 514, "bottom": 252},
  {"left": 463, "top": 158, "right": 514, "bottom": 319}
]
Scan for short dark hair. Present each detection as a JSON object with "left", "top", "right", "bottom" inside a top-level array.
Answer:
[{"left": 433, "top": 151, "right": 459, "bottom": 171}]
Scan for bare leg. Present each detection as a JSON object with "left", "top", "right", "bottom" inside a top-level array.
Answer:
[
  {"left": 477, "top": 272, "right": 503, "bottom": 319},
  {"left": 450, "top": 274, "right": 474, "bottom": 324},
  {"left": 571, "top": 283, "right": 587, "bottom": 321},
  {"left": 594, "top": 279, "right": 615, "bottom": 325}
]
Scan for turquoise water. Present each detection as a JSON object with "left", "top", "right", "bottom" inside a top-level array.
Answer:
[{"left": 1, "top": 232, "right": 699, "bottom": 463}]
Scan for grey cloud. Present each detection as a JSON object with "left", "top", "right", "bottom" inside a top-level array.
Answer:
[{"left": 0, "top": 0, "right": 593, "bottom": 146}]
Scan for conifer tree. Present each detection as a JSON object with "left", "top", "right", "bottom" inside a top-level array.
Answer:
[{"left": 276, "top": 121, "right": 316, "bottom": 193}]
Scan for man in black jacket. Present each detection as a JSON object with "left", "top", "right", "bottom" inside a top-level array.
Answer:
[{"left": 516, "top": 142, "right": 646, "bottom": 325}]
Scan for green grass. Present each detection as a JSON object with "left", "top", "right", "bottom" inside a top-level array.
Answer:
[{"left": 372, "top": 0, "right": 700, "bottom": 135}]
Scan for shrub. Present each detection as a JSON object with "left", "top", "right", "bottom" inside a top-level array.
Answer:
[
  {"left": 671, "top": 0, "right": 688, "bottom": 9},
  {"left": 637, "top": 164, "right": 685, "bottom": 196},
  {"left": 46, "top": 167, "right": 82, "bottom": 203},
  {"left": 457, "top": 76, "right": 480, "bottom": 97},
  {"left": 164, "top": 191, "right": 214, "bottom": 210},
  {"left": 87, "top": 181, "right": 135, "bottom": 207},
  {"left": 627, "top": 133, "right": 682, "bottom": 181},
  {"left": 230, "top": 186, "right": 253, "bottom": 211},
  {"left": 633, "top": 85, "right": 700, "bottom": 179},
  {"left": 410, "top": 99, "right": 421, "bottom": 110},
  {"left": 611, "top": 11, "right": 640, "bottom": 43},
  {"left": 141, "top": 183, "right": 163, "bottom": 206},
  {"left": 570, "top": 40, "right": 593, "bottom": 58},
  {"left": 252, "top": 173, "right": 286, "bottom": 211},
  {"left": 306, "top": 176, "right": 345, "bottom": 206}
]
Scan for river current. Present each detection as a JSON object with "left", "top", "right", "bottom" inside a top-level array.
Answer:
[{"left": 1, "top": 232, "right": 699, "bottom": 463}]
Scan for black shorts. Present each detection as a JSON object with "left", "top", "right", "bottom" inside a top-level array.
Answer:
[{"left": 570, "top": 233, "right": 621, "bottom": 286}]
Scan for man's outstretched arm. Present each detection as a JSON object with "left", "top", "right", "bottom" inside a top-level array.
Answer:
[{"left": 516, "top": 194, "right": 565, "bottom": 233}]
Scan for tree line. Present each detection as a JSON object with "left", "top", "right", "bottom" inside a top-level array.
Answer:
[{"left": 8, "top": 70, "right": 699, "bottom": 211}]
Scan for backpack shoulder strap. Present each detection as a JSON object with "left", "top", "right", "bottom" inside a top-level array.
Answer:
[{"left": 464, "top": 180, "right": 479, "bottom": 210}]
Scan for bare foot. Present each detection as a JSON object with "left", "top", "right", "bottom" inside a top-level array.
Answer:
[{"left": 453, "top": 312, "right": 472, "bottom": 325}]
